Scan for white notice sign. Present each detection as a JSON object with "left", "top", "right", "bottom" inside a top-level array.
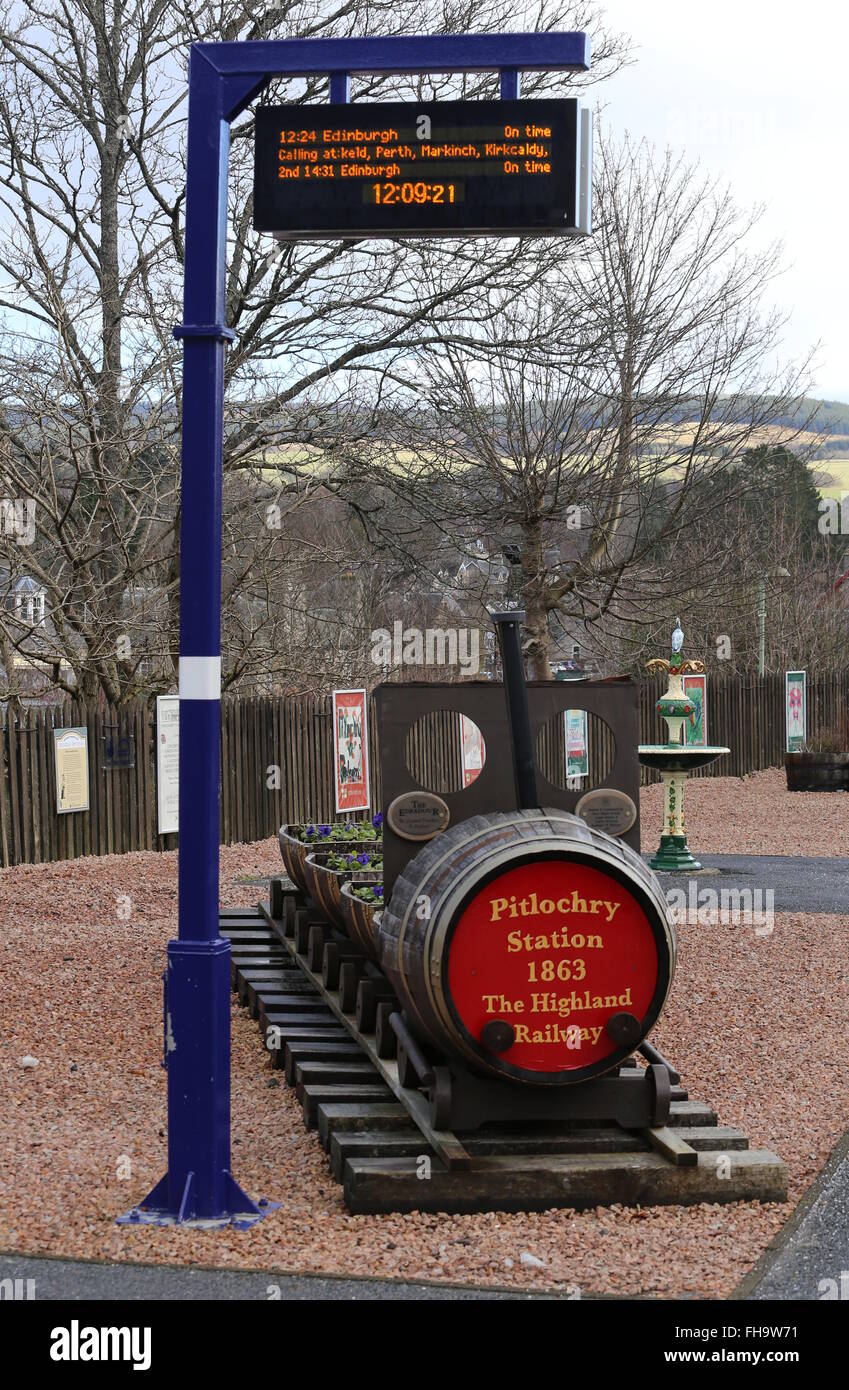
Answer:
[{"left": 156, "top": 695, "right": 179, "bottom": 835}]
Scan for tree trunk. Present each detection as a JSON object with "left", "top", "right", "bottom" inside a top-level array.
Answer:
[{"left": 520, "top": 514, "right": 553, "bottom": 679}]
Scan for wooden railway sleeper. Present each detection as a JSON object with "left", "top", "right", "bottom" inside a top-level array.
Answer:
[
  {"left": 355, "top": 978, "right": 398, "bottom": 1034},
  {"left": 322, "top": 940, "right": 363, "bottom": 991}
]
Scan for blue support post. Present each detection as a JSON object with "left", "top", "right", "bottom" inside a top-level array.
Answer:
[
  {"left": 119, "top": 49, "right": 267, "bottom": 1228},
  {"left": 120, "top": 30, "right": 589, "bottom": 1228},
  {"left": 329, "top": 71, "right": 350, "bottom": 102},
  {"left": 500, "top": 68, "right": 521, "bottom": 99}
]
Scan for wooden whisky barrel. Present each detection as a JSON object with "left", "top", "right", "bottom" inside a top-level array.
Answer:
[{"left": 377, "top": 807, "right": 675, "bottom": 1085}]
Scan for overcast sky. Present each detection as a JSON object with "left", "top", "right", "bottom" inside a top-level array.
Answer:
[{"left": 594, "top": 0, "right": 847, "bottom": 404}]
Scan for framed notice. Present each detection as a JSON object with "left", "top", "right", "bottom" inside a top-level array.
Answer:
[
  {"left": 333, "top": 689, "right": 370, "bottom": 814},
  {"left": 459, "top": 715, "right": 485, "bottom": 788},
  {"left": 683, "top": 674, "right": 707, "bottom": 747},
  {"left": 156, "top": 695, "right": 180, "bottom": 835},
  {"left": 786, "top": 670, "right": 807, "bottom": 753},
  {"left": 564, "top": 708, "right": 589, "bottom": 778},
  {"left": 54, "top": 727, "right": 89, "bottom": 813}
]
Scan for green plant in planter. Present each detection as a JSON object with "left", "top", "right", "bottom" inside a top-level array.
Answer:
[
  {"left": 800, "top": 709, "right": 849, "bottom": 753},
  {"left": 324, "top": 850, "right": 384, "bottom": 873},
  {"left": 350, "top": 883, "right": 384, "bottom": 903},
  {"left": 297, "top": 812, "right": 383, "bottom": 844}
]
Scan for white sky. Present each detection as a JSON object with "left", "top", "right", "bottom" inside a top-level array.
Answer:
[{"left": 594, "top": 0, "right": 848, "bottom": 403}]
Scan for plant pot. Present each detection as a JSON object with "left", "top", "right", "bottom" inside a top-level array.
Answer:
[
  {"left": 303, "top": 853, "right": 351, "bottom": 929},
  {"left": 784, "top": 752, "right": 849, "bottom": 791},
  {"left": 278, "top": 824, "right": 310, "bottom": 893},
  {"left": 339, "top": 877, "right": 384, "bottom": 959},
  {"left": 277, "top": 823, "right": 379, "bottom": 894}
]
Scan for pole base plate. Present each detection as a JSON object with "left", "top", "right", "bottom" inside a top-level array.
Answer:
[{"left": 117, "top": 1169, "right": 279, "bottom": 1230}]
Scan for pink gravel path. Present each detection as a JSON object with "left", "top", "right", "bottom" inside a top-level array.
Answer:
[
  {"left": 0, "top": 771, "right": 847, "bottom": 1298},
  {"left": 640, "top": 766, "right": 849, "bottom": 856}
]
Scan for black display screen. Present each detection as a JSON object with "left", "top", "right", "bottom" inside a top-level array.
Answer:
[{"left": 253, "top": 99, "right": 579, "bottom": 239}]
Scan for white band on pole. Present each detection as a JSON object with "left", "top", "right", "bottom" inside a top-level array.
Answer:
[{"left": 179, "top": 655, "right": 221, "bottom": 700}]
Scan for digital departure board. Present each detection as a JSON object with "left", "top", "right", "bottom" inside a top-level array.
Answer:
[{"left": 253, "top": 99, "right": 588, "bottom": 240}]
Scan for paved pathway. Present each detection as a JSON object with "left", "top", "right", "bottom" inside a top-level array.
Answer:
[
  {"left": 646, "top": 853, "right": 849, "bottom": 914},
  {"left": 0, "top": 1252, "right": 550, "bottom": 1301},
  {"left": 738, "top": 1128, "right": 849, "bottom": 1300}
]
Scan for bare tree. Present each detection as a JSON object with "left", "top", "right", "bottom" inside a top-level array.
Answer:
[
  {"left": 368, "top": 131, "right": 815, "bottom": 677},
  {"left": 0, "top": 0, "right": 629, "bottom": 701}
]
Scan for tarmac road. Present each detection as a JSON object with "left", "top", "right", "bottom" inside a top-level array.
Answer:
[{"left": 646, "top": 853, "right": 849, "bottom": 914}]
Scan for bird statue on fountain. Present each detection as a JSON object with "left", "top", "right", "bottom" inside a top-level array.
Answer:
[{"left": 646, "top": 618, "right": 705, "bottom": 678}]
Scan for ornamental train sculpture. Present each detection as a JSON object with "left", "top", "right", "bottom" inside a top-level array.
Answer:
[
  {"left": 378, "top": 804, "right": 675, "bottom": 1089},
  {"left": 274, "top": 615, "right": 787, "bottom": 1211},
  {"left": 281, "top": 612, "right": 678, "bottom": 1132}
]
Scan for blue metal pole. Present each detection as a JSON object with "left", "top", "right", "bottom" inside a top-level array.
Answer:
[
  {"left": 119, "top": 30, "right": 589, "bottom": 1228},
  {"left": 119, "top": 49, "right": 266, "bottom": 1227}
]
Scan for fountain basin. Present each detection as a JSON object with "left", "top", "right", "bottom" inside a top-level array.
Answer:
[{"left": 638, "top": 744, "right": 730, "bottom": 774}]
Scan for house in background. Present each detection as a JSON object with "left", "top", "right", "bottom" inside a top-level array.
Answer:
[{"left": 0, "top": 568, "right": 74, "bottom": 707}]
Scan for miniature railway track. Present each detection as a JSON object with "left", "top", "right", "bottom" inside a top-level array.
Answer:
[{"left": 222, "top": 885, "right": 787, "bottom": 1215}]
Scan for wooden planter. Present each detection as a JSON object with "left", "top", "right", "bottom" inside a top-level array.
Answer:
[
  {"left": 785, "top": 752, "right": 849, "bottom": 792},
  {"left": 278, "top": 824, "right": 310, "bottom": 893},
  {"left": 277, "top": 823, "right": 379, "bottom": 894},
  {"left": 339, "top": 878, "right": 383, "bottom": 960},
  {"left": 303, "top": 852, "right": 352, "bottom": 930}
]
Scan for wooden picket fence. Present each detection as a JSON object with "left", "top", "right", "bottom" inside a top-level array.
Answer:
[
  {"left": 0, "top": 694, "right": 382, "bottom": 868},
  {"left": 1, "top": 671, "right": 848, "bottom": 867},
  {"left": 638, "top": 670, "right": 849, "bottom": 781}
]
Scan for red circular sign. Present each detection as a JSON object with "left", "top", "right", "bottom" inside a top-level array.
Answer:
[{"left": 446, "top": 858, "right": 660, "bottom": 1073}]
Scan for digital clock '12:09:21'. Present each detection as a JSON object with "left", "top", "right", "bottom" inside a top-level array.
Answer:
[{"left": 364, "top": 181, "right": 464, "bottom": 206}]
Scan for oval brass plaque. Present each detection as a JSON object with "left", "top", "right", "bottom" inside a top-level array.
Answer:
[
  {"left": 387, "top": 791, "right": 451, "bottom": 842},
  {"left": 575, "top": 788, "right": 637, "bottom": 838}
]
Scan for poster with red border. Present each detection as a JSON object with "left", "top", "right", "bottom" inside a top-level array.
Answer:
[
  {"left": 333, "top": 688, "right": 370, "bottom": 813},
  {"left": 683, "top": 674, "right": 707, "bottom": 747},
  {"left": 459, "top": 714, "right": 485, "bottom": 787}
]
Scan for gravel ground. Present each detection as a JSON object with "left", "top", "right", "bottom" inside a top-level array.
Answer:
[
  {"left": 0, "top": 770, "right": 847, "bottom": 1299},
  {"left": 640, "top": 766, "right": 849, "bottom": 856}
]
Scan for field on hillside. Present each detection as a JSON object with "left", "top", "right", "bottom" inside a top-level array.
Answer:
[
  {"left": 251, "top": 429, "right": 849, "bottom": 495},
  {"left": 812, "top": 458, "right": 849, "bottom": 498}
]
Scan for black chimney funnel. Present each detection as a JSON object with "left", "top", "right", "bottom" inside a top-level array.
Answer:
[{"left": 491, "top": 610, "right": 538, "bottom": 810}]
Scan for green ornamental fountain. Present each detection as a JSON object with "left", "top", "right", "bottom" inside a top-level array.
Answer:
[{"left": 638, "top": 620, "right": 729, "bottom": 872}]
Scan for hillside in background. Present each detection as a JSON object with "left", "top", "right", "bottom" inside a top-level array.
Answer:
[{"left": 248, "top": 395, "right": 849, "bottom": 491}]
